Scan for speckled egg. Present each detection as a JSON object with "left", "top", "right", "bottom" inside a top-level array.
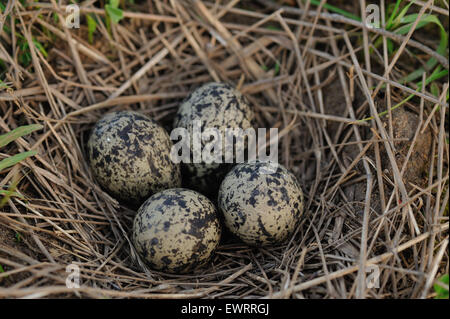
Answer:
[
  {"left": 87, "top": 111, "right": 181, "bottom": 205},
  {"left": 218, "top": 161, "right": 304, "bottom": 246},
  {"left": 132, "top": 188, "right": 221, "bottom": 273},
  {"left": 173, "top": 82, "right": 254, "bottom": 198}
]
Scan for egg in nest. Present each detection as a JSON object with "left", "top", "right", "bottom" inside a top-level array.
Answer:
[
  {"left": 172, "top": 82, "right": 254, "bottom": 198},
  {"left": 218, "top": 161, "right": 304, "bottom": 246},
  {"left": 132, "top": 188, "right": 221, "bottom": 273},
  {"left": 87, "top": 111, "right": 181, "bottom": 206}
]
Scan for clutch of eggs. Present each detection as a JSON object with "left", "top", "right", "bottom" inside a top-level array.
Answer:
[{"left": 87, "top": 83, "right": 305, "bottom": 274}]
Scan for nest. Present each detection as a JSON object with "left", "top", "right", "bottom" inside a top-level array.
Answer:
[{"left": 0, "top": 0, "right": 448, "bottom": 298}]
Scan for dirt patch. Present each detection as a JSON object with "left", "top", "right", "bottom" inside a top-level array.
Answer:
[
  {"left": 380, "top": 107, "right": 433, "bottom": 190},
  {"left": 0, "top": 222, "right": 33, "bottom": 287},
  {"left": 323, "top": 79, "right": 433, "bottom": 202}
]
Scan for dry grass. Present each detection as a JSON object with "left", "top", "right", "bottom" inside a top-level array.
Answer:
[{"left": 0, "top": 0, "right": 448, "bottom": 298}]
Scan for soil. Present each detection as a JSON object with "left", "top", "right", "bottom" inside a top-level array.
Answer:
[
  {"left": 0, "top": 222, "right": 33, "bottom": 287},
  {"left": 379, "top": 106, "right": 433, "bottom": 190},
  {"left": 322, "top": 79, "right": 432, "bottom": 213},
  {"left": 322, "top": 79, "right": 371, "bottom": 206}
]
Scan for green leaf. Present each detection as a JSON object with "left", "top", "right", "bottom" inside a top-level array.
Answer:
[
  {"left": 372, "top": 36, "right": 392, "bottom": 54},
  {"left": 0, "top": 174, "right": 21, "bottom": 208},
  {"left": 303, "top": 0, "right": 361, "bottom": 21},
  {"left": 86, "top": 14, "right": 97, "bottom": 44},
  {"left": 434, "top": 274, "right": 449, "bottom": 299},
  {"left": 266, "top": 25, "right": 281, "bottom": 31},
  {"left": 422, "top": 68, "right": 449, "bottom": 86},
  {"left": 386, "top": 0, "right": 401, "bottom": 29},
  {"left": 430, "top": 82, "right": 439, "bottom": 97},
  {"left": 374, "top": 36, "right": 394, "bottom": 54},
  {"left": 274, "top": 62, "right": 280, "bottom": 76},
  {"left": 0, "top": 79, "right": 10, "bottom": 89},
  {"left": 0, "top": 263, "right": 7, "bottom": 280},
  {"left": 0, "top": 124, "right": 43, "bottom": 148},
  {"left": 18, "top": 41, "right": 31, "bottom": 66},
  {"left": 396, "top": 13, "right": 446, "bottom": 38},
  {"left": 391, "top": 0, "right": 417, "bottom": 28},
  {"left": 2, "top": 23, "right": 11, "bottom": 34},
  {"left": 387, "top": 38, "right": 394, "bottom": 54},
  {"left": 360, "top": 68, "right": 448, "bottom": 122},
  {"left": 396, "top": 14, "right": 448, "bottom": 84},
  {"left": 0, "top": 150, "right": 37, "bottom": 172},
  {"left": 33, "top": 39, "right": 48, "bottom": 58},
  {"left": 0, "top": 189, "right": 24, "bottom": 199},
  {"left": 105, "top": 5, "right": 123, "bottom": 24},
  {"left": 109, "top": 0, "right": 120, "bottom": 8}
]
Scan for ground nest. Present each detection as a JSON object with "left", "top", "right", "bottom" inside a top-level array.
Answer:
[{"left": 0, "top": 0, "right": 448, "bottom": 298}]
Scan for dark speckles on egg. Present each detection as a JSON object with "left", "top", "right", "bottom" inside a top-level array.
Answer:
[
  {"left": 132, "top": 188, "right": 221, "bottom": 274},
  {"left": 218, "top": 161, "right": 304, "bottom": 246},
  {"left": 163, "top": 221, "right": 170, "bottom": 232},
  {"left": 173, "top": 82, "right": 254, "bottom": 198},
  {"left": 87, "top": 111, "right": 181, "bottom": 205}
]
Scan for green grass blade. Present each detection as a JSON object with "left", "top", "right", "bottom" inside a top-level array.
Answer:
[
  {"left": 266, "top": 25, "right": 282, "bottom": 31},
  {"left": 0, "top": 263, "right": 7, "bottom": 280},
  {"left": 386, "top": 0, "right": 402, "bottom": 29},
  {"left": 360, "top": 68, "right": 448, "bottom": 122},
  {"left": 33, "top": 39, "right": 48, "bottom": 58},
  {"left": 110, "top": 0, "right": 120, "bottom": 8},
  {"left": 274, "top": 62, "right": 280, "bottom": 76},
  {"left": 0, "top": 189, "right": 24, "bottom": 199},
  {"left": 396, "top": 14, "right": 448, "bottom": 83},
  {"left": 419, "top": 68, "right": 449, "bottom": 86},
  {"left": 0, "top": 124, "right": 43, "bottom": 148},
  {"left": 106, "top": 0, "right": 123, "bottom": 24},
  {"left": 372, "top": 37, "right": 394, "bottom": 54},
  {"left": 14, "top": 232, "right": 22, "bottom": 243},
  {"left": 304, "top": 0, "right": 361, "bottom": 21},
  {"left": 0, "top": 187, "right": 24, "bottom": 209},
  {"left": 0, "top": 79, "right": 10, "bottom": 89},
  {"left": 0, "top": 172, "right": 22, "bottom": 208},
  {"left": 430, "top": 82, "right": 439, "bottom": 97},
  {"left": 434, "top": 274, "right": 449, "bottom": 299},
  {"left": 105, "top": 5, "right": 124, "bottom": 24},
  {"left": 0, "top": 150, "right": 37, "bottom": 172},
  {"left": 87, "top": 14, "right": 97, "bottom": 44},
  {"left": 391, "top": 0, "right": 417, "bottom": 28}
]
